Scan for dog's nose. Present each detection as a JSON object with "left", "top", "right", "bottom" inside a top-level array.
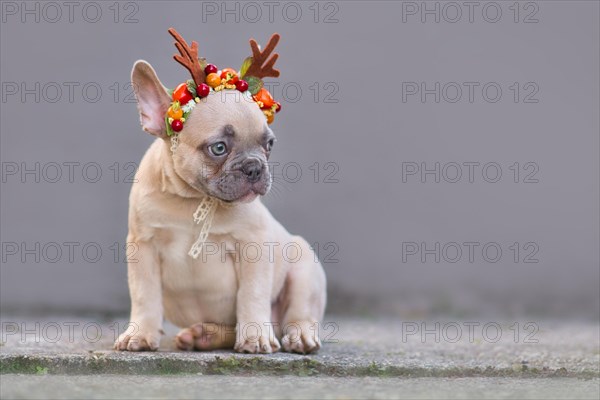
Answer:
[{"left": 241, "top": 158, "right": 263, "bottom": 183}]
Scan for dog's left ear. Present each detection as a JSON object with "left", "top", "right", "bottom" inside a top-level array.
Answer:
[{"left": 131, "top": 60, "right": 171, "bottom": 138}]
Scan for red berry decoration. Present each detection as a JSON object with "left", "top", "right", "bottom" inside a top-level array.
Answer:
[
  {"left": 274, "top": 101, "right": 281, "bottom": 113},
  {"left": 235, "top": 80, "right": 249, "bottom": 92},
  {"left": 171, "top": 119, "right": 184, "bottom": 132},
  {"left": 204, "top": 64, "right": 218, "bottom": 75},
  {"left": 196, "top": 83, "right": 210, "bottom": 98},
  {"left": 173, "top": 83, "right": 193, "bottom": 105}
]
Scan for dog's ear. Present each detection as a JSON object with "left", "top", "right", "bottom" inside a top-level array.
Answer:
[{"left": 131, "top": 60, "right": 171, "bottom": 138}]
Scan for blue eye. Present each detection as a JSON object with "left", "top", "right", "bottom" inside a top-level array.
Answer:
[
  {"left": 209, "top": 142, "right": 227, "bottom": 156},
  {"left": 266, "top": 139, "right": 275, "bottom": 152}
]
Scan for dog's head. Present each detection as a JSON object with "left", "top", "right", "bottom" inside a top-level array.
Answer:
[
  {"left": 132, "top": 61, "right": 275, "bottom": 203},
  {"left": 131, "top": 30, "right": 281, "bottom": 203}
]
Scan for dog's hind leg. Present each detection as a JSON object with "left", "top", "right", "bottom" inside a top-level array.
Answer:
[{"left": 175, "top": 322, "right": 237, "bottom": 351}]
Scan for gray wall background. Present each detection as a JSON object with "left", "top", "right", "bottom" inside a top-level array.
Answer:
[{"left": 1, "top": 1, "right": 598, "bottom": 318}]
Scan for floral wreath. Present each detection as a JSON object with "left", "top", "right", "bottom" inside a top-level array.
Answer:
[{"left": 165, "top": 28, "right": 281, "bottom": 139}]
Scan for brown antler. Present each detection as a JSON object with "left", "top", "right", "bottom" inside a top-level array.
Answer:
[
  {"left": 168, "top": 28, "right": 205, "bottom": 87},
  {"left": 245, "top": 33, "right": 281, "bottom": 79}
]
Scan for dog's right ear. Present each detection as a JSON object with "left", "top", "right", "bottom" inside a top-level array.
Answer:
[{"left": 131, "top": 60, "right": 171, "bottom": 138}]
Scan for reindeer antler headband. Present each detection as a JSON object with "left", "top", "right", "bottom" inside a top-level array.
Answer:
[{"left": 165, "top": 28, "right": 282, "bottom": 137}]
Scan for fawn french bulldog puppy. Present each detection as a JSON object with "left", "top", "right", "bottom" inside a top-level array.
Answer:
[{"left": 114, "top": 30, "right": 326, "bottom": 354}]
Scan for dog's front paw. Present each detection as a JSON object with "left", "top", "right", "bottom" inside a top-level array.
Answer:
[
  {"left": 281, "top": 321, "right": 321, "bottom": 354},
  {"left": 234, "top": 324, "right": 281, "bottom": 354},
  {"left": 234, "top": 335, "right": 281, "bottom": 354},
  {"left": 114, "top": 325, "right": 161, "bottom": 351}
]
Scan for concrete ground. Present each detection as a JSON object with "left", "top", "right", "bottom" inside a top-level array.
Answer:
[
  {"left": 2, "top": 375, "right": 599, "bottom": 399},
  {"left": 1, "top": 315, "right": 599, "bottom": 399}
]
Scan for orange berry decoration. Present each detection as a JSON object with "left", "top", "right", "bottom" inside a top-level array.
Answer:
[
  {"left": 253, "top": 88, "right": 274, "bottom": 109},
  {"left": 206, "top": 73, "right": 221, "bottom": 88},
  {"left": 266, "top": 113, "right": 274, "bottom": 124},
  {"left": 167, "top": 102, "right": 183, "bottom": 120},
  {"left": 220, "top": 68, "right": 239, "bottom": 84}
]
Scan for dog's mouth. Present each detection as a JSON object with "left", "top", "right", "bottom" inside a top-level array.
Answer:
[
  {"left": 190, "top": 167, "right": 271, "bottom": 203},
  {"left": 223, "top": 182, "right": 270, "bottom": 203},
  {"left": 207, "top": 180, "right": 270, "bottom": 203}
]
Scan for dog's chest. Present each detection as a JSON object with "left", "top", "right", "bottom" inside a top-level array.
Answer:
[
  {"left": 151, "top": 209, "right": 240, "bottom": 293},
  {"left": 154, "top": 219, "right": 240, "bottom": 326}
]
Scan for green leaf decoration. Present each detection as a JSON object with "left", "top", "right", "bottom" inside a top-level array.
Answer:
[
  {"left": 167, "top": 88, "right": 174, "bottom": 97},
  {"left": 239, "top": 56, "right": 253, "bottom": 78},
  {"left": 246, "top": 76, "right": 263, "bottom": 95},
  {"left": 198, "top": 57, "right": 207, "bottom": 70},
  {"left": 186, "top": 79, "right": 197, "bottom": 97},
  {"left": 165, "top": 115, "right": 174, "bottom": 137}
]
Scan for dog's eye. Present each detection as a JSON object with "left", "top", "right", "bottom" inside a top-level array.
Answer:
[
  {"left": 266, "top": 139, "right": 275, "bottom": 152},
  {"left": 209, "top": 142, "right": 228, "bottom": 156}
]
